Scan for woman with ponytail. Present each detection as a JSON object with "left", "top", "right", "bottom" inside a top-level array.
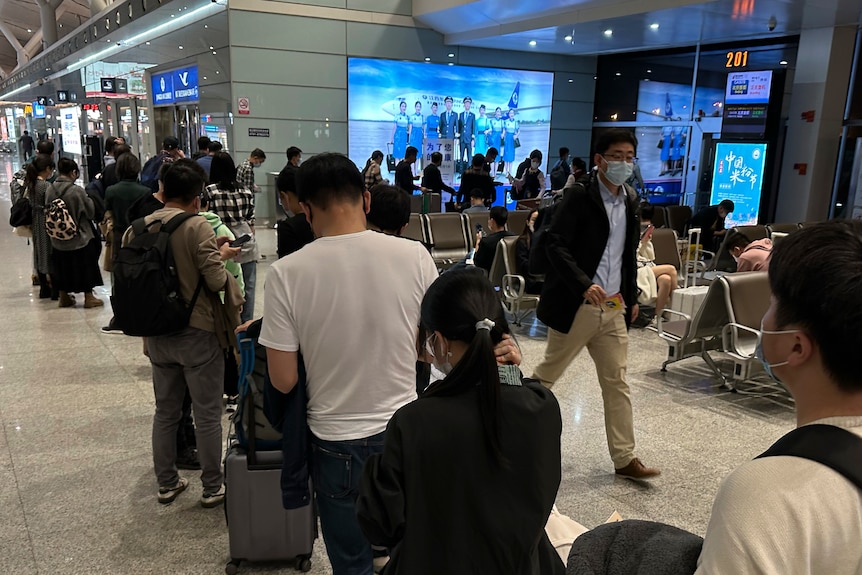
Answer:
[
  {"left": 358, "top": 268, "right": 564, "bottom": 575},
  {"left": 26, "top": 154, "right": 57, "bottom": 299}
]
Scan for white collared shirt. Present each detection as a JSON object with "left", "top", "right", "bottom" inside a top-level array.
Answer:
[{"left": 592, "top": 177, "right": 626, "bottom": 295}]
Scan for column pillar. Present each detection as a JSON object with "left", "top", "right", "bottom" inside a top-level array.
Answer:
[
  {"left": 776, "top": 25, "right": 856, "bottom": 222},
  {"left": 34, "top": 0, "right": 62, "bottom": 50}
]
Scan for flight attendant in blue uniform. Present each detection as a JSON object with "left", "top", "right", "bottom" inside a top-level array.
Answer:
[
  {"left": 489, "top": 107, "right": 504, "bottom": 171},
  {"left": 502, "top": 108, "right": 519, "bottom": 176},
  {"left": 408, "top": 101, "right": 424, "bottom": 169},
  {"left": 426, "top": 102, "right": 440, "bottom": 141},
  {"left": 671, "top": 127, "right": 685, "bottom": 175},
  {"left": 474, "top": 104, "right": 490, "bottom": 157},
  {"left": 659, "top": 126, "right": 673, "bottom": 176},
  {"left": 392, "top": 101, "right": 410, "bottom": 163}
]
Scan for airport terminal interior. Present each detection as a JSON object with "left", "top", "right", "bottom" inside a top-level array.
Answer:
[{"left": 1, "top": 0, "right": 862, "bottom": 573}]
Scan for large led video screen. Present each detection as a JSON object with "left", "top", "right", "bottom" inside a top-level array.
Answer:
[
  {"left": 636, "top": 80, "right": 725, "bottom": 122},
  {"left": 348, "top": 58, "right": 554, "bottom": 178},
  {"left": 711, "top": 142, "right": 767, "bottom": 227}
]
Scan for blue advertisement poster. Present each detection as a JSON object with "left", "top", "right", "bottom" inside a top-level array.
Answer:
[
  {"left": 150, "top": 66, "right": 199, "bottom": 106},
  {"left": 710, "top": 142, "right": 767, "bottom": 227},
  {"left": 347, "top": 58, "right": 554, "bottom": 178}
]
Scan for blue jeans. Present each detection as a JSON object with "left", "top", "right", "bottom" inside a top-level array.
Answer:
[
  {"left": 311, "top": 431, "right": 386, "bottom": 575},
  {"left": 240, "top": 260, "right": 257, "bottom": 324}
]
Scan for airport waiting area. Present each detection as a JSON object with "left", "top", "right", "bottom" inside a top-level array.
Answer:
[{"left": 4, "top": 142, "right": 859, "bottom": 575}]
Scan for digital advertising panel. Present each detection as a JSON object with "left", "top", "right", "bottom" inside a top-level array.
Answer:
[
  {"left": 710, "top": 142, "right": 767, "bottom": 227},
  {"left": 636, "top": 80, "right": 725, "bottom": 122},
  {"left": 722, "top": 71, "right": 773, "bottom": 137},
  {"left": 61, "top": 107, "right": 82, "bottom": 156},
  {"left": 150, "top": 66, "right": 199, "bottom": 106},
  {"left": 347, "top": 58, "right": 554, "bottom": 179}
]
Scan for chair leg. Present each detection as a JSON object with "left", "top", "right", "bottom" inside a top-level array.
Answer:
[{"left": 701, "top": 349, "right": 731, "bottom": 389}]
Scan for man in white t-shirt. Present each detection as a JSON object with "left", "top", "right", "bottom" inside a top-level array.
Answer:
[
  {"left": 696, "top": 220, "right": 862, "bottom": 574},
  {"left": 259, "top": 154, "right": 438, "bottom": 575}
]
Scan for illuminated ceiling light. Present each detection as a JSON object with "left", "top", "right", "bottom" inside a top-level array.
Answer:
[
  {"left": 146, "top": 41, "right": 151, "bottom": 45},
  {"left": 448, "top": 62, "right": 454, "bottom": 66},
  {"left": 27, "top": 28, "right": 32, "bottom": 32},
  {"left": 529, "top": 40, "right": 537, "bottom": 46},
  {"left": 178, "top": 45, "right": 183, "bottom": 49},
  {"left": 203, "top": 76, "right": 207, "bottom": 80},
  {"left": 448, "top": 53, "right": 454, "bottom": 58},
  {"left": 424, "top": 57, "right": 430, "bottom": 61},
  {"left": 212, "top": 51, "right": 217, "bottom": 54},
  {"left": 646, "top": 69, "right": 652, "bottom": 73},
  {"left": 650, "top": 23, "right": 660, "bottom": 30},
  {"left": 204, "top": 24, "right": 208, "bottom": 28},
  {"left": 779, "top": 60, "right": 788, "bottom": 65},
  {"left": 603, "top": 29, "right": 613, "bottom": 36},
  {"left": 209, "top": 46, "right": 214, "bottom": 49},
  {"left": 615, "top": 72, "right": 621, "bottom": 76},
  {"left": 568, "top": 79, "right": 573, "bottom": 83},
  {"left": 564, "top": 35, "right": 573, "bottom": 42}
]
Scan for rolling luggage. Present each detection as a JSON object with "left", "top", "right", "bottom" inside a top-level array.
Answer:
[
  {"left": 670, "top": 285, "right": 709, "bottom": 320},
  {"left": 224, "top": 331, "right": 315, "bottom": 575},
  {"left": 386, "top": 143, "right": 397, "bottom": 173}
]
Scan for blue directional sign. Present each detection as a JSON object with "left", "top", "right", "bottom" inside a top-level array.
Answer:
[{"left": 151, "top": 65, "right": 199, "bottom": 106}]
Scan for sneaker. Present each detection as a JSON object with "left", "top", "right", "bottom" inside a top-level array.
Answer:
[
  {"left": 158, "top": 477, "right": 189, "bottom": 504},
  {"left": 101, "top": 318, "right": 124, "bottom": 335},
  {"left": 201, "top": 485, "right": 226, "bottom": 508},
  {"left": 615, "top": 458, "right": 661, "bottom": 480},
  {"left": 226, "top": 396, "right": 238, "bottom": 414},
  {"left": 175, "top": 448, "right": 201, "bottom": 470}
]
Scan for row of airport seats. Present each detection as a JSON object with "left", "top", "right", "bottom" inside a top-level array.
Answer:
[
  {"left": 403, "top": 210, "right": 532, "bottom": 269},
  {"left": 657, "top": 271, "right": 772, "bottom": 390},
  {"left": 705, "top": 222, "right": 808, "bottom": 273}
]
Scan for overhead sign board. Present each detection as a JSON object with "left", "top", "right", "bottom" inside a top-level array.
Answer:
[
  {"left": 56, "top": 90, "right": 69, "bottom": 103},
  {"left": 100, "top": 78, "right": 117, "bottom": 93},
  {"left": 151, "top": 66, "right": 199, "bottom": 106}
]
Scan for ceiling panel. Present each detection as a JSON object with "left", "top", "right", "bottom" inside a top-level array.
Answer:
[{"left": 0, "top": 0, "right": 91, "bottom": 72}]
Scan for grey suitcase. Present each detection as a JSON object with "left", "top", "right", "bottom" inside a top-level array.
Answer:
[{"left": 224, "top": 446, "right": 315, "bottom": 574}]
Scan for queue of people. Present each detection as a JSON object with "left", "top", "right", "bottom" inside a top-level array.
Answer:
[{"left": 9, "top": 130, "right": 862, "bottom": 575}]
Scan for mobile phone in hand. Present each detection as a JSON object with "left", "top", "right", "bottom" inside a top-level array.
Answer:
[
  {"left": 229, "top": 234, "right": 252, "bottom": 248},
  {"left": 476, "top": 223, "right": 485, "bottom": 238},
  {"left": 640, "top": 224, "right": 654, "bottom": 241}
]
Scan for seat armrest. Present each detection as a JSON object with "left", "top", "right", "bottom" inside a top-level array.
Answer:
[
  {"left": 656, "top": 308, "right": 691, "bottom": 337},
  {"left": 721, "top": 322, "right": 760, "bottom": 357},
  {"left": 502, "top": 274, "right": 526, "bottom": 299}
]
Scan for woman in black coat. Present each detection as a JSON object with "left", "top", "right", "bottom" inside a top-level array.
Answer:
[{"left": 357, "top": 268, "right": 564, "bottom": 575}]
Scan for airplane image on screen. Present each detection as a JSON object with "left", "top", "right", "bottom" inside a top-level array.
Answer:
[{"left": 379, "top": 82, "right": 548, "bottom": 117}]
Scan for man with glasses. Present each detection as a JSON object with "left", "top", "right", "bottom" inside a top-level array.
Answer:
[{"left": 530, "top": 129, "right": 660, "bottom": 480}]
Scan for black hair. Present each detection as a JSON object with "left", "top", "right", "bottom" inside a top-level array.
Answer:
[
  {"left": 489, "top": 205, "right": 508, "bottom": 228},
  {"left": 286, "top": 146, "right": 302, "bottom": 161},
  {"left": 36, "top": 140, "right": 54, "bottom": 155},
  {"left": 719, "top": 199, "right": 735, "bottom": 213},
  {"left": 207, "top": 141, "right": 223, "bottom": 153},
  {"left": 571, "top": 156, "right": 587, "bottom": 172},
  {"left": 405, "top": 146, "right": 418, "bottom": 159},
  {"left": 529, "top": 149, "right": 542, "bottom": 161},
  {"left": 276, "top": 166, "right": 296, "bottom": 194},
  {"left": 414, "top": 101, "right": 421, "bottom": 107},
  {"left": 25, "top": 154, "right": 55, "bottom": 193},
  {"left": 296, "top": 152, "right": 365, "bottom": 209},
  {"left": 487, "top": 147, "right": 498, "bottom": 158},
  {"left": 57, "top": 157, "right": 79, "bottom": 176},
  {"left": 210, "top": 152, "right": 239, "bottom": 192},
  {"left": 116, "top": 153, "right": 141, "bottom": 181},
  {"left": 769, "top": 220, "right": 862, "bottom": 392},
  {"left": 250, "top": 148, "right": 266, "bottom": 160},
  {"left": 371, "top": 150, "right": 384, "bottom": 161},
  {"left": 472, "top": 153, "right": 485, "bottom": 167},
  {"left": 518, "top": 208, "right": 538, "bottom": 247},
  {"left": 420, "top": 268, "right": 510, "bottom": 465},
  {"left": 469, "top": 188, "right": 485, "bottom": 199},
  {"left": 157, "top": 161, "right": 173, "bottom": 183},
  {"left": 431, "top": 151, "right": 443, "bottom": 164},
  {"left": 559, "top": 147, "right": 569, "bottom": 157},
  {"left": 640, "top": 203, "right": 654, "bottom": 221},
  {"left": 367, "top": 185, "right": 410, "bottom": 234},
  {"left": 105, "top": 136, "right": 117, "bottom": 154},
  {"left": 197, "top": 136, "right": 211, "bottom": 150},
  {"left": 726, "top": 232, "right": 751, "bottom": 252},
  {"left": 163, "top": 160, "right": 206, "bottom": 204},
  {"left": 595, "top": 129, "right": 638, "bottom": 155},
  {"left": 112, "top": 144, "right": 131, "bottom": 162}
]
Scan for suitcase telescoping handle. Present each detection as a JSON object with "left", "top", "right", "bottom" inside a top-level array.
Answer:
[{"left": 235, "top": 332, "right": 263, "bottom": 467}]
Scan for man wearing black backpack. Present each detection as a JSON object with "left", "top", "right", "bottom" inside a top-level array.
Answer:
[
  {"left": 530, "top": 129, "right": 659, "bottom": 480},
  {"left": 120, "top": 161, "right": 242, "bottom": 508}
]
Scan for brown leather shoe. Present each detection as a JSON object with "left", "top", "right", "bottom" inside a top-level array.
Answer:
[{"left": 615, "top": 458, "right": 661, "bottom": 480}]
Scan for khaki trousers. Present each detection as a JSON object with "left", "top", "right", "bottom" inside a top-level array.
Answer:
[{"left": 532, "top": 303, "right": 636, "bottom": 468}]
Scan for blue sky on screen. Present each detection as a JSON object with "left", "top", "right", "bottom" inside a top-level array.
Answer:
[
  {"left": 348, "top": 58, "right": 554, "bottom": 123},
  {"left": 636, "top": 80, "right": 725, "bottom": 121}
]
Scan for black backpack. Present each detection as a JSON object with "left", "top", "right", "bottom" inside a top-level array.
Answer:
[{"left": 112, "top": 213, "right": 203, "bottom": 337}]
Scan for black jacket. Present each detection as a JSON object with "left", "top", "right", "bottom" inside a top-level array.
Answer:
[
  {"left": 277, "top": 213, "right": 314, "bottom": 259},
  {"left": 474, "top": 230, "right": 515, "bottom": 272},
  {"left": 421, "top": 163, "right": 455, "bottom": 195},
  {"left": 395, "top": 161, "right": 420, "bottom": 194},
  {"left": 458, "top": 170, "right": 496, "bottom": 204},
  {"left": 689, "top": 205, "right": 724, "bottom": 250},
  {"left": 357, "top": 381, "right": 564, "bottom": 575},
  {"left": 537, "top": 176, "right": 639, "bottom": 332}
]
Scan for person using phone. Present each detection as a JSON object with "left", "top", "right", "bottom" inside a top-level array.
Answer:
[
  {"left": 636, "top": 206, "right": 677, "bottom": 323},
  {"left": 472, "top": 206, "right": 515, "bottom": 273}
]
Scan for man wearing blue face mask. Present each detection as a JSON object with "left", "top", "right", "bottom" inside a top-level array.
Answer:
[
  {"left": 529, "top": 129, "right": 660, "bottom": 480},
  {"left": 695, "top": 220, "right": 862, "bottom": 574}
]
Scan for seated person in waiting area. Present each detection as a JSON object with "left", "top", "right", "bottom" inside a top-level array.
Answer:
[
  {"left": 459, "top": 154, "right": 497, "bottom": 206},
  {"left": 357, "top": 268, "right": 564, "bottom": 575},
  {"left": 726, "top": 232, "right": 772, "bottom": 272},
  {"left": 690, "top": 199, "right": 734, "bottom": 252},
  {"left": 462, "top": 188, "right": 490, "bottom": 214},
  {"left": 694, "top": 220, "right": 862, "bottom": 574},
  {"left": 637, "top": 204, "right": 678, "bottom": 320},
  {"left": 472, "top": 206, "right": 515, "bottom": 273}
]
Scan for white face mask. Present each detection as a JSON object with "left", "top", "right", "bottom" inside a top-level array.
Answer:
[
  {"left": 425, "top": 334, "right": 453, "bottom": 375},
  {"left": 602, "top": 160, "right": 633, "bottom": 186},
  {"left": 531, "top": 161, "right": 540, "bottom": 169}
]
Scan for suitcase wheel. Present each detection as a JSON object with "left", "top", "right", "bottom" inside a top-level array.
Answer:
[
  {"left": 225, "top": 559, "right": 241, "bottom": 575},
  {"left": 297, "top": 555, "right": 312, "bottom": 572}
]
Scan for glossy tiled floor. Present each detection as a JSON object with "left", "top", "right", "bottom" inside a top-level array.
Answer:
[{"left": 0, "top": 156, "right": 795, "bottom": 574}]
